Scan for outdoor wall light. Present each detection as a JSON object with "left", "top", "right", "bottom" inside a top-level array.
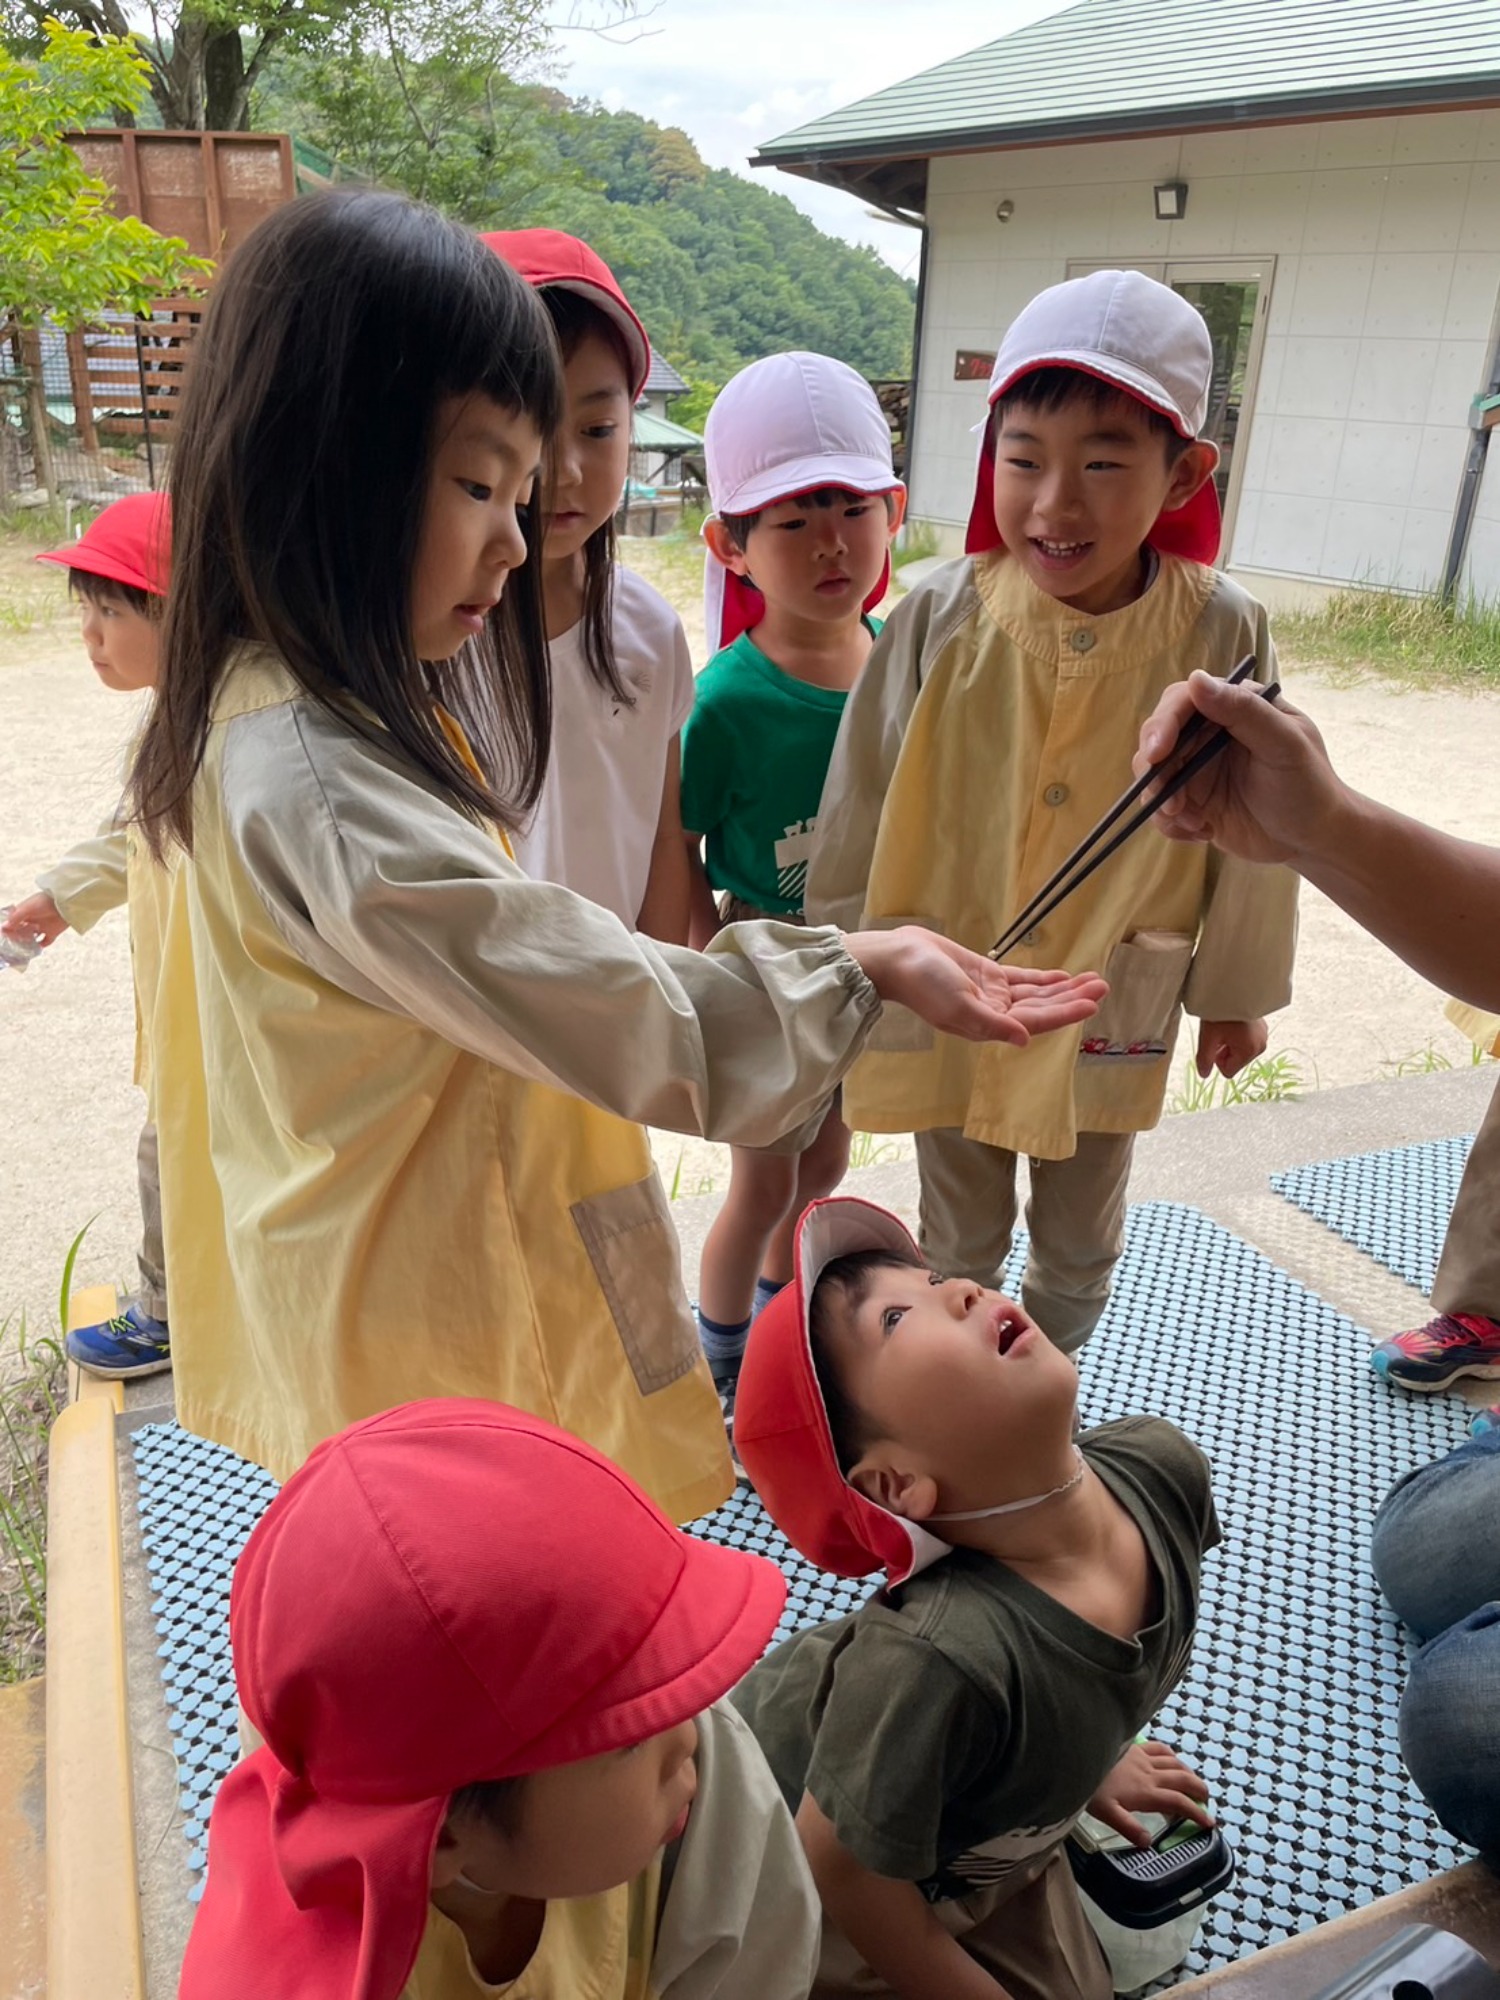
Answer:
[
  {"left": 1153, "top": 181, "right": 1188, "bottom": 221},
  {"left": 995, "top": 198, "right": 1015, "bottom": 222}
]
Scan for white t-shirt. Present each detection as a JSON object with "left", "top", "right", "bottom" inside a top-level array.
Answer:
[{"left": 513, "top": 565, "right": 695, "bottom": 927}]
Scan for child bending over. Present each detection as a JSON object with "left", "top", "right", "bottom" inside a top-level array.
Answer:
[
  {"left": 732, "top": 1197, "right": 1218, "bottom": 2000},
  {"left": 181, "top": 1399, "right": 821, "bottom": 2000}
]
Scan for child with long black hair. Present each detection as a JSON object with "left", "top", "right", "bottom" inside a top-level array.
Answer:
[
  {"left": 483, "top": 229, "right": 693, "bottom": 942},
  {"left": 130, "top": 188, "right": 1105, "bottom": 1517}
]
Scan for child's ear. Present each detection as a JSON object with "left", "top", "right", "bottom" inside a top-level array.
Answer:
[
  {"left": 885, "top": 487, "right": 908, "bottom": 536},
  {"left": 703, "top": 515, "right": 752, "bottom": 577},
  {"left": 848, "top": 1453, "right": 939, "bottom": 1523},
  {"left": 429, "top": 1818, "right": 464, "bottom": 1892},
  {"left": 1165, "top": 439, "right": 1220, "bottom": 511}
]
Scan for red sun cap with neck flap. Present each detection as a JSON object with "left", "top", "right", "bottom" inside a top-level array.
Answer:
[
  {"left": 966, "top": 268, "right": 1222, "bottom": 567},
  {"left": 180, "top": 1399, "right": 786, "bottom": 2000}
]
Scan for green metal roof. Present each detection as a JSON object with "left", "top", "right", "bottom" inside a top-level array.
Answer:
[
  {"left": 632, "top": 409, "right": 702, "bottom": 451},
  {"left": 756, "top": 0, "right": 1500, "bottom": 170}
]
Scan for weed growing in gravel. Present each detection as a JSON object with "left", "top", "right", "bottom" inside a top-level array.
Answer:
[
  {"left": 0, "top": 1223, "right": 89, "bottom": 1683},
  {"left": 1166, "top": 1048, "right": 1312, "bottom": 1115}
]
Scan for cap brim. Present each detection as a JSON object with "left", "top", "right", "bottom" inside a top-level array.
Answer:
[
  {"left": 34, "top": 544, "right": 155, "bottom": 592},
  {"left": 989, "top": 352, "right": 1195, "bottom": 438},
  {"left": 719, "top": 456, "right": 902, "bottom": 518},
  {"left": 524, "top": 1529, "right": 786, "bottom": 1769},
  {"left": 545, "top": 277, "right": 651, "bottom": 401}
]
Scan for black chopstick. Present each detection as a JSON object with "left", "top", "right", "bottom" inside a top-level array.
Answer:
[{"left": 988, "top": 658, "right": 1272, "bottom": 961}]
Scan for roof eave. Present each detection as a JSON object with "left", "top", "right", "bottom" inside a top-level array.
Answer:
[{"left": 753, "top": 74, "right": 1500, "bottom": 195}]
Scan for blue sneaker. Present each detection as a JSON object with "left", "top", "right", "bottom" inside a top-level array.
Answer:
[
  {"left": 1472, "top": 1405, "right": 1500, "bottom": 1438},
  {"left": 66, "top": 1300, "right": 171, "bottom": 1380}
]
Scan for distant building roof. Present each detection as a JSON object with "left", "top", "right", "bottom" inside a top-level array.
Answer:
[
  {"left": 632, "top": 408, "right": 702, "bottom": 452},
  {"left": 642, "top": 353, "right": 690, "bottom": 397},
  {"left": 756, "top": 0, "right": 1500, "bottom": 210}
]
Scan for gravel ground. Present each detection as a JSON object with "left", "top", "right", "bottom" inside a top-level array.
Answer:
[{"left": 3, "top": 533, "right": 1498, "bottom": 1335}]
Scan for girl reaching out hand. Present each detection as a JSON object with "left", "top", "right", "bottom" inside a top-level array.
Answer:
[{"left": 132, "top": 189, "right": 1105, "bottom": 1517}]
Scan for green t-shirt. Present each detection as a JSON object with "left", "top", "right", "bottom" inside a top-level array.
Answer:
[
  {"left": 731, "top": 1417, "right": 1219, "bottom": 1900},
  {"left": 680, "top": 625, "right": 879, "bottom": 917}
]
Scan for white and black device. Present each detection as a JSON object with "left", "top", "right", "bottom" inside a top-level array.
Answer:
[{"left": 1066, "top": 1816, "right": 1235, "bottom": 1930}]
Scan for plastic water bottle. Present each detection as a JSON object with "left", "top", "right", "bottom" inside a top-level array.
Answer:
[{"left": 0, "top": 908, "right": 44, "bottom": 972}]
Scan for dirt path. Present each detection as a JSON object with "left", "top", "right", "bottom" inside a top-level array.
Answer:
[{"left": 3, "top": 542, "right": 1498, "bottom": 1332}]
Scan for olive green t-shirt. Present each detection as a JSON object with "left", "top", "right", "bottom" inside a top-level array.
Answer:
[
  {"left": 680, "top": 624, "right": 879, "bottom": 917},
  {"left": 731, "top": 1417, "right": 1219, "bottom": 1901}
]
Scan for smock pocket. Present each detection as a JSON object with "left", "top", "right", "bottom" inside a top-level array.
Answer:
[
  {"left": 571, "top": 1174, "right": 701, "bottom": 1395},
  {"left": 862, "top": 916, "right": 939, "bottom": 1054},
  {"left": 1078, "top": 930, "right": 1193, "bottom": 1064}
]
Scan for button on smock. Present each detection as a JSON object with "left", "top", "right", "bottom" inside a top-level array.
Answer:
[
  {"left": 1068, "top": 629, "right": 1096, "bottom": 654},
  {"left": 1043, "top": 784, "right": 1069, "bottom": 807}
]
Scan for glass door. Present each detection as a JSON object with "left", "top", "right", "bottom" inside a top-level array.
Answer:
[{"left": 1066, "top": 258, "right": 1274, "bottom": 559}]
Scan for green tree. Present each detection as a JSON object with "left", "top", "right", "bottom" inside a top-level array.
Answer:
[
  {"left": 1, "top": 21, "right": 204, "bottom": 326},
  {"left": 1, "top": 21, "right": 206, "bottom": 490},
  {"left": 1, "top": 0, "right": 347, "bottom": 131}
]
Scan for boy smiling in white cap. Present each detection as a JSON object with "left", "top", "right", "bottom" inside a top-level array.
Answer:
[
  {"left": 682, "top": 352, "right": 906, "bottom": 1433},
  {"left": 808, "top": 271, "right": 1299, "bottom": 1355}
]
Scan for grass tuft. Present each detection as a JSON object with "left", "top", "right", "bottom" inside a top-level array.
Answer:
[
  {"left": 1277, "top": 587, "right": 1500, "bottom": 689},
  {"left": 1166, "top": 1047, "right": 1312, "bottom": 1115},
  {"left": 0, "top": 1221, "right": 91, "bottom": 1683}
]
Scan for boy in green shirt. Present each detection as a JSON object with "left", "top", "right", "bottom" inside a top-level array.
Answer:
[
  {"left": 682, "top": 352, "right": 906, "bottom": 1433},
  {"left": 731, "top": 1195, "right": 1219, "bottom": 2000}
]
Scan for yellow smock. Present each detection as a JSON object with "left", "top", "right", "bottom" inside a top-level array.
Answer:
[
  {"left": 808, "top": 552, "right": 1300, "bottom": 1159},
  {"left": 149, "top": 647, "right": 879, "bottom": 1505}
]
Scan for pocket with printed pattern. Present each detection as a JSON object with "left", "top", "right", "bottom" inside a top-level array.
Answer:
[{"left": 1078, "top": 931, "right": 1193, "bottom": 1064}]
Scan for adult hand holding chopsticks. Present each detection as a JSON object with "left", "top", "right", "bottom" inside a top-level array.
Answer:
[
  {"left": 1131, "top": 669, "right": 1342, "bottom": 866},
  {"left": 1133, "top": 670, "right": 1500, "bottom": 1013}
]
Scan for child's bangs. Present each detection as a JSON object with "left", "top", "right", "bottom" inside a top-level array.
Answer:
[
  {"left": 426, "top": 245, "right": 563, "bottom": 441},
  {"left": 542, "top": 287, "right": 635, "bottom": 386}
]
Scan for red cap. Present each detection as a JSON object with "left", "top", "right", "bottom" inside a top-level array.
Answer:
[
  {"left": 35, "top": 490, "right": 170, "bottom": 595},
  {"left": 734, "top": 1200, "right": 953, "bottom": 1589},
  {"left": 180, "top": 1400, "right": 785, "bottom": 2000},
  {"left": 480, "top": 228, "right": 651, "bottom": 399}
]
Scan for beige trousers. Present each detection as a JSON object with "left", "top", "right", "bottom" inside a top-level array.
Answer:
[
  {"left": 135, "top": 1121, "right": 169, "bottom": 1324},
  {"left": 1432, "top": 1077, "right": 1500, "bottom": 1317},
  {"left": 812, "top": 1849, "right": 1111, "bottom": 2000},
  {"left": 914, "top": 1128, "right": 1136, "bottom": 1354}
]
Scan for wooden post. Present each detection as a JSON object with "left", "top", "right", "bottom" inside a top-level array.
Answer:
[
  {"left": 65, "top": 330, "right": 100, "bottom": 455},
  {"left": 19, "top": 327, "right": 57, "bottom": 496}
]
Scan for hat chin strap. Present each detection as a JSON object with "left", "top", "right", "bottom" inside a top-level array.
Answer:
[{"left": 927, "top": 1446, "right": 1086, "bottom": 1522}]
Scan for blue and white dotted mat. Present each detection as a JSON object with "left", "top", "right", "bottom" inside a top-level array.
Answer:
[
  {"left": 1270, "top": 1135, "right": 1475, "bottom": 1296},
  {"left": 129, "top": 1202, "right": 1471, "bottom": 1973}
]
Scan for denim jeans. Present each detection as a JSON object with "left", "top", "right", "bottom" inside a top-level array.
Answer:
[{"left": 1371, "top": 1431, "right": 1500, "bottom": 1857}]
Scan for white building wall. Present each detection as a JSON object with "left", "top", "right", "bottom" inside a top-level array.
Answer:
[{"left": 915, "top": 109, "right": 1500, "bottom": 598}]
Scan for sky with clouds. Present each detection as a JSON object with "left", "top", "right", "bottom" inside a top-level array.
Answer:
[{"left": 551, "top": 0, "right": 1072, "bottom": 276}]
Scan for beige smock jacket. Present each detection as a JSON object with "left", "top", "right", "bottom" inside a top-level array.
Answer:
[
  {"left": 403, "top": 1702, "right": 820, "bottom": 1999},
  {"left": 149, "top": 647, "right": 879, "bottom": 1507},
  {"left": 38, "top": 810, "right": 171, "bottom": 1097},
  {"left": 807, "top": 552, "right": 1298, "bottom": 1159}
]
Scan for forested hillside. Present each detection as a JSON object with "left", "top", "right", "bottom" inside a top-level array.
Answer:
[{"left": 265, "top": 69, "right": 916, "bottom": 402}]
